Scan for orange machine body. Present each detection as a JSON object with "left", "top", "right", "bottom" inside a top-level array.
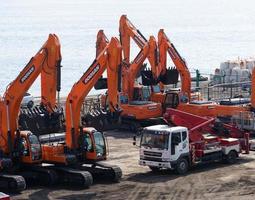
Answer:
[
  {"left": 42, "top": 37, "right": 122, "bottom": 164},
  {"left": 97, "top": 27, "right": 162, "bottom": 120},
  {"left": 0, "top": 34, "right": 61, "bottom": 164}
]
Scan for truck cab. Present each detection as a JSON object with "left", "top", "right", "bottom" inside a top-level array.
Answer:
[{"left": 139, "top": 125, "right": 189, "bottom": 172}]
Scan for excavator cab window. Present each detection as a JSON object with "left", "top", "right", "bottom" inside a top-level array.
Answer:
[
  {"left": 133, "top": 87, "right": 141, "bottom": 101},
  {"left": 93, "top": 131, "right": 106, "bottom": 157},
  {"left": 151, "top": 85, "right": 161, "bottom": 93},
  {"left": 20, "top": 138, "right": 29, "bottom": 156},
  {"left": 141, "top": 86, "right": 151, "bottom": 101},
  {"left": 133, "top": 86, "right": 151, "bottom": 101},
  {"left": 120, "top": 94, "right": 128, "bottom": 104},
  {"left": 164, "top": 93, "right": 179, "bottom": 109},
  {"left": 80, "top": 133, "right": 93, "bottom": 152},
  {"left": 27, "top": 134, "right": 42, "bottom": 161}
]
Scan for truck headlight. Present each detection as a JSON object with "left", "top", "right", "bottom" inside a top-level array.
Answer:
[{"left": 162, "top": 157, "right": 169, "bottom": 162}]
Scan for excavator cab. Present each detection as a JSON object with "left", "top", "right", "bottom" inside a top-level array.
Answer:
[
  {"left": 19, "top": 131, "right": 42, "bottom": 164},
  {"left": 164, "top": 92, "right": 180, "bottom": 109},
  {"left": 77, "top": 127, "right": 107, "bottom": 162},
  {"left": 164, "top": 91, "right": 189, "bottom": 110},
  {"left": 133, "top": 85, "right": 151, "bottom": 101}
]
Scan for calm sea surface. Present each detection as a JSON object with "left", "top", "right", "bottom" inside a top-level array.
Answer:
[{"left": 1, "top": 0, "right": 255, "bottom": 96}]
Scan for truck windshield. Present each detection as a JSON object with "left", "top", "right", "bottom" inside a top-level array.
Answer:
[{"left": 140, "top": 130, "right": 169, "bottom": 150}]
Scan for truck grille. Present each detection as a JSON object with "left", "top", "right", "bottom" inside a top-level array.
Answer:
[
  {"left": 144, "top": 151, "right": 162, "bottom": 157},
  {"left": 143, "top": 156, "right": 163, "bottom": 162}
]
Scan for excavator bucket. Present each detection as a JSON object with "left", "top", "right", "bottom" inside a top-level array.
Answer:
[
  {"left": 141, "top": 69, "right": 159, "bottom": 86},
  {"left": 159, "top": 67, "right": 179, "bottom": 85},
  {"left": 82, "top": 108, "right": 121, "bottom": 131},
  {"left": 19, "top": 105, "right": 64, "bottom": 136},
  {"left": 94, "top": 77, "right": 108, "bottom": 90}
]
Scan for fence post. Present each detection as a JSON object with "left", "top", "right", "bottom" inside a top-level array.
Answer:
[
  {"left": 207, "top": 83, "right": 210, "bottom": 100},
  {"left": 230, "top": 82, "right": 233, "bottom": 98},
  {"left": 196, "top": 69, "right": 200, "bottom": 88}
]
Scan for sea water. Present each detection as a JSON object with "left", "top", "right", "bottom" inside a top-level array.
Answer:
[{"left": 1, "top": 0, "right": 255, "bottom": 96}]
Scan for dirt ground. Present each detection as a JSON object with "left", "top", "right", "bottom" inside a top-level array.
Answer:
[{"left": 9, "top": 130, "right": 255, "bottom": 200}]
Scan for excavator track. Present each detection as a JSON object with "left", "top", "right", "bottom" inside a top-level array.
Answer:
[
  {"left": 0, "top": 174, "right": 26, "bottom": 192},
  {"left": 47, "top": 166, "right": 93, "bottom": 188},
  {"left": 79, "top": 162, "right": 122, "bottom": 183},
  {"left": 18, "top": 165, "right": 58, "bottom": 186}
]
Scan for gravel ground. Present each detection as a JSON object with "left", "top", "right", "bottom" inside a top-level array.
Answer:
[{"left": 9, "top": 130, "right": 255, "bottom": 200}]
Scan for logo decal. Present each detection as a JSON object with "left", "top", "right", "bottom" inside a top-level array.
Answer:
[
  {"left": 148, "top": 106, "right": 157, "bottom": 110},
  {"left": 134, "top": 53, "right": 144, "bottom": 64},
  {"left": 134, "top": 35, "right": 145, "bottom": 47},
  {"left": 20, "top": 65, "right": 35, "bottom": 83},
  {"left": 168, "top": 48, "right": 176, "bottom": 59},
  {"left": 83, "top": 64, "right": 100, "bottom": 84}
]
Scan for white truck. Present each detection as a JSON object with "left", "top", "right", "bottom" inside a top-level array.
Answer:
[{"left": 135, "top": 124, "right": 243, "bottom": 174}]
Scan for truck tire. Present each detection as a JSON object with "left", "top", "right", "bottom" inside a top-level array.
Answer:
[
  {"left": 176, "top": 158, "right": 188, "bottom": 175},
  {"left": 149, "top": 166, "right": 160, "bottom": 173},
  {"left": 226, "top": 150, "right": 237, "bottom": 164}
]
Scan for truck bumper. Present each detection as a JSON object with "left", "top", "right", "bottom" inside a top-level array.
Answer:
[{"left": 139, "top": 160, "right": 171, "bottom": 169}]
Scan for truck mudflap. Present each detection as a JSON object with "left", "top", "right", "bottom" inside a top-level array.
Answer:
[{"left": 139, "top": 160, "right": 171, "bottom": 169}]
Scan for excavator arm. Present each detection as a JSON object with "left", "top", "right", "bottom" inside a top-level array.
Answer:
[
  {"left": 65, "top": 37, "right": 122, "bottom": 149},
  {"left": 41, "top": 41, "right": 62, "bottom": 112},
  {"left": 158, "top": 29, "right": 191, "bottom": 98},
  {"left": 119, "top": 15, "right": 147, "bottom": 63},
  {"left": 96, "top": 30, "right": 109, "bottom": 57},
  {"left": 119, "top": 15, "right": 159, "bottom": 99},
  {"left": 125, "top": 37, "right": 158, "bottom": 98},
  {"left": 0, "top": 34, "right": 61, "bottom": 154}
]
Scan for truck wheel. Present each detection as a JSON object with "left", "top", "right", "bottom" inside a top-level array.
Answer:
[
  {"left": 226, "top": 151, "right": 237, "bottom": 164},
  {"left": 149, "top": 166, "right": 160, "bottom": 173},
  {"left": 176, "top": 158, "right": 188, "bottom": 175}
]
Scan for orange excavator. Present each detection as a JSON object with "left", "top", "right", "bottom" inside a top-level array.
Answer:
[
  {"left": 149, "top": 29, "right": 191, "bottom": 104},
  {"left": 101, "top": 16, "right": 255, "bottom": 131},
  {"left": 119, "top": 14, "right": 161, "bottom": 100},
  {"left": 119, "top": 15, "right": 179, "bottom": 101},
  {"left": 0, "top": 34, "right": 63, "bottom": 191},
  {"left": 155, "top": 29, "right": 253, "bottom": 120},
  {"left": 96, "top": 28, "right": 162, "bottom": 130},
  {"left": 40, "top": 36, "right": 122, "bottom": 183},
  {"left": 119, "top": 21, "right": 251, "bottom": 120}
]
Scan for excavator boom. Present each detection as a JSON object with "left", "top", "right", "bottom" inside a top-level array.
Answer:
[
  {"left": 65, "top": 37, "right": 122, "bottom": 149},
  {"left": 158, "top": 29, "right": 191, "bottom": 98},
  {"left": 119, "top": 15, "right": 159, "bottom": 99}
]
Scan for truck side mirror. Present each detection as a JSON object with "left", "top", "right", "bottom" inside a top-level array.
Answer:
[{"left": 133, "top": 135, "right": 136, "bottom": 146}]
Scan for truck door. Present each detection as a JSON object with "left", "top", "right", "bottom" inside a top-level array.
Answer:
[
  {"left": 170, "top": 131, "right": 182, "bottom": 161},
  {"left": 181, "top": 131, "right": 189, "bottom": 154}
]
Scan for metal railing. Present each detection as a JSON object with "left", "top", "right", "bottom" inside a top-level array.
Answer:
[{"left": 199, "top": 81, "right": 251, "bottom": 101}]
